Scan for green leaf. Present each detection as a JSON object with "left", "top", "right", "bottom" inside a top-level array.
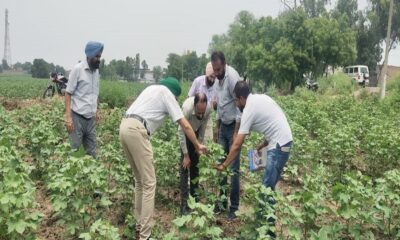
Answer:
[
  {"left": 288, "top": 226, "right": 302, "bottom": 239},
  {"left": 15, "top": 220, "right": 27, "bottom": 234},
  {"left": 172, "top": 216, "right": 189, "bottom": 227},
  {"left": 79, "top": 232, "right": 92, "bottom": 240},
  {"left": 193, "top": 216, "right": 205, "bottom": 228}
]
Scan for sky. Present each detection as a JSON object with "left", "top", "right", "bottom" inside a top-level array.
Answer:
[{"left": 0, "top": 0, "right": 398, "bottom": 70}]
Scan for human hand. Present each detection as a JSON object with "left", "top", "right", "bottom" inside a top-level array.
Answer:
[
  {"left": 96, "top": 110, "right": 101, "bottom": 123},
  {"left": 182, "top": 155, "right": 191, "bottom": 169},
  {"left": 65, "top": 115, "right": 74, "bottom": 133},
  {"left": 197, "top": 144, "right": 207, "bottom": 154}
]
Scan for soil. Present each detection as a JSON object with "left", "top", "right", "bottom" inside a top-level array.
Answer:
[{"left": 35, "top": 183, "right": 64, "bottom": 240}]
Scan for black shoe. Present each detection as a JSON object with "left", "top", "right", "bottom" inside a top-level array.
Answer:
[
  {"left": 180, "top": 205, "right": 191, "bottom": 216},
  {"left": 227, "top": 211, "right": 237, "bottom": 220},
  {"left": 214, "top": 204, "right": 225, "bottom": 214},
  {"left": 93, "top": 190, "right": 102, "bottom": 199},
  {"left": 267, "top": 230, "right": 276, "bottom": 239}
]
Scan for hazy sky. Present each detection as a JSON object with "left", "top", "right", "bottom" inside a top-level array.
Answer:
[{"left": 0, "top": 0, "right": 398, "bottom": 70}]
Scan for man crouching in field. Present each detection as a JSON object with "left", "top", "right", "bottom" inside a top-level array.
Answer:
[
  {"left": 65, "top": 41, "right": 103, "bottom": 158},
  {"left": 216, "top": 81, "right": 293, "bottom": 238},
  {"left": 119, "top": 77, "right": 207, "bottom": 240},
  {"left": 178, "top": 93, "right": 211, "bottom": 215}
]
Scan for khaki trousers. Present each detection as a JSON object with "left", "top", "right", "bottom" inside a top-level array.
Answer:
[{"left": 119, "top": 118, "right": 155, "bottom": 240}]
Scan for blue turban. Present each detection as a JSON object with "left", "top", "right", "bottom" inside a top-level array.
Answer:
[{"left": 85, "top": 41, "right": 104, "bottom": 58}]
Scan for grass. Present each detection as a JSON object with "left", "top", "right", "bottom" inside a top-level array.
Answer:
[
  {"left": 317, "top": 72, "right": 358, "bottom": 95},
  {"left": 0, "top": 73, "right": 49, "bottom": 99},
  {"left": 0, "top": 73, "right": 194, "bottom": 108}
]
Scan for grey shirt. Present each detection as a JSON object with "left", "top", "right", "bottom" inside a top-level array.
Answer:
[
  {"left": 178, "top": 97, "right": 211, "bottom": 154},
  {"left": 216, "top": 65, "right": 241, "bottom": 124},
  {"left": 66, "top": 60, "right": 100, "bottom": 118}
]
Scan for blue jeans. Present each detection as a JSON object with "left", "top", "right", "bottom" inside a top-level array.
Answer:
[
  {"left": 263, "top": 141, "right": 292, "bottom": 191},
  {"left": 218, "top": 121, "right": 241, "bottom": 213},
  {"left": 260, "top": 141, "right": 292, "bottom": 238}
]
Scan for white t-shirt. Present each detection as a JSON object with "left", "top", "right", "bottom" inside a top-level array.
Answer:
[
  {"left": 126, "top": 85, "right": 184, "bottom": 135},
  {"left": 238, "top": 94, "right": 293, "bottom": 150}
]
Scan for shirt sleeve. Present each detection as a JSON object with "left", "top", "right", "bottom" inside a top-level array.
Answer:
[
  {"left": 198, "top": 105, "right": 211, "bottom": 143},
  {"left": 163, "top": 90, "right": 184, "bottom": 122},
  {"left": 228, "top": 68, "right": 240, "bottom": 98},
  {"left": 238, "top": 105, "right": 253, "bottom": 135},
  {"left": 177, "top": 99, "right": 192, "bottom": 154},
  {"left": 66, "top": 66, "right": 79, "bottom": 94},
  {"left": 216, "top": 107, "right": 221, "bottom": 120},
  {"left": 228, "top": 68, "right": 241, "bottom": 122},
  {"left": 236, "top": 108, "right": 242, "bottom": 123},
  {"left": 188, "top": 79, "right": 197, "bottom": 97}
]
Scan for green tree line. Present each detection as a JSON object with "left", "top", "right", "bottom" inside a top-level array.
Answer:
[{"left": 202, "top": 0, "right": 399, "bottom": 91}]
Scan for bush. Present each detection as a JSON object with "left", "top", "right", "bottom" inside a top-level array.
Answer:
[{"left": 318, "top": 73, "right": 356, "bottom": 95}]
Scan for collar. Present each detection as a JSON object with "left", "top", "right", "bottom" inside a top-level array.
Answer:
[
  {"left": 218, "top": 65, "right": 230, "bottom": 86},
  {"left": 83, "top": 60, "right": 91, "bottom": 70},
  {"left": 202, "top": 75, "right": 214, "bottom": 89}
]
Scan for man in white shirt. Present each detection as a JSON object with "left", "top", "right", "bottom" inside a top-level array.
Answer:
[
  {"left": 216, "top": 81, "right": 293, "bottom": 237},
  {"left": 188, "top": 62, "right": 217, "bottom": 107},
  {"left": 65, "top": 41, "right": 103, "bottom": 158},
  {"left": 119, "top": 77, "right": 207, "bottom": 240},
  {"left": 188, "top": 62, "right": 217, "bottom": 142},
  {"left": 178, "top": 93, "right": 211, "bottom": 215}
]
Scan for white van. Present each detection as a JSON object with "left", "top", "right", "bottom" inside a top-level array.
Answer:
[{"left": 344, "top": 65, "right": 369, "bottom": 86}]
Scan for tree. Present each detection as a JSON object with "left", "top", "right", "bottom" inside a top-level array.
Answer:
[
  {"left": 198, "top": 53, "right": 209, "bottom": 76},
  {"left": 182, "top": 51, "right": 199, "bottom": 81},
  {"left": 31, "top": 59, "right": 51, "bottom": 78},
  {"left": 208, "top": 34, "right": 230, "bottom": 56},
  {"left": 305, "top": 16, "right": 356, "bottom": 76},
  {"left": 54, "top": 65, "right": 66, "bottom": 75},
  {"left": 133, "top": 53, "right": 140, "bottom": 81},
  {"left": 124, "top": 56, "right": 134, "bottom": 81},
  {"left": 356, "top": 12, "right": 382, "bottom": 78},
  {"left": 13, "top": 62, "right": 32, "bottom": 73},
  {"left": 332, "top": 0, "right": 359, "bottom": 28},
  {"left": 140, "top": 60, "right": 148, "bottom": 79},
  {"left": 166, "top": 53, "right": 183, "bottom": 80},
  {"left": 301, "top": 0, "right": 328, "bottom": 17},
  {"left": 153, "top": 66, "right": 163, "bottom": 83},
  {"left": 369, "top": 0, "right": 400, "bottom": 52},
  {"left": 2, "top": 59, "right": 10, "bottom": 71},
  {"left": 99, "top": 59, "right": 118, "bottom": 80}
]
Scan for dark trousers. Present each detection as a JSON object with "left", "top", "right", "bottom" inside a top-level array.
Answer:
[
  {"left": 69, "top": 111, "right": 96, "bottom": 158},
  {"left": 218, "top": 121, "right": 241, "bottom": 213},
  {"left": 180, "top": 135, "right": 200, "bottom": 209}
]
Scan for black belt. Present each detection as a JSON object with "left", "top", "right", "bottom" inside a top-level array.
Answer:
[
  {"left": 124, "top": 114, "right": 150, "bottom": 136},
  {"left": 72, "top": 110, "right": 93, "bottom": 120},
  {"left": 221, "top": 120, "right": 236, "bottom": 126}
]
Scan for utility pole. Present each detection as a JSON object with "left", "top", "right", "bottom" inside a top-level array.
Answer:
[
  {"left": 380, "top": 0, "right": 394, "bottom": 100},
  {"left": 3, "top": 9, "right": 12, "bottom": 67}
]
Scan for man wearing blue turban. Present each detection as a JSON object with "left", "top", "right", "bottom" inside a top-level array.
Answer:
[{"left": 65, "top": 41, "right": 104, "bottom": 158}]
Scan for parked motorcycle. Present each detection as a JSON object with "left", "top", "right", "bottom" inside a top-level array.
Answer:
[
  {"left": 43, "top": 73, "right": 68, "bottom": 98},
  {"left": 304, "top": 74, "right": 318, "bottom": 91}
]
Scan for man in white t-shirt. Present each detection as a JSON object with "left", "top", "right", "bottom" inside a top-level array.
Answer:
[
  {"left": 119, "top": 77, "right": 207, "bottom": 240},
  {"left": 216, "top": 81, "right": 293, "bottom": 237}
]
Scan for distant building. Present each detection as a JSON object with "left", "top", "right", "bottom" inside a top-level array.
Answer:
[
  {"left": 139, "top": 69, "right": 155, "bottom": 84},
  {"left": 377, "top": 65, "right": 400, "bottom": 81}
]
